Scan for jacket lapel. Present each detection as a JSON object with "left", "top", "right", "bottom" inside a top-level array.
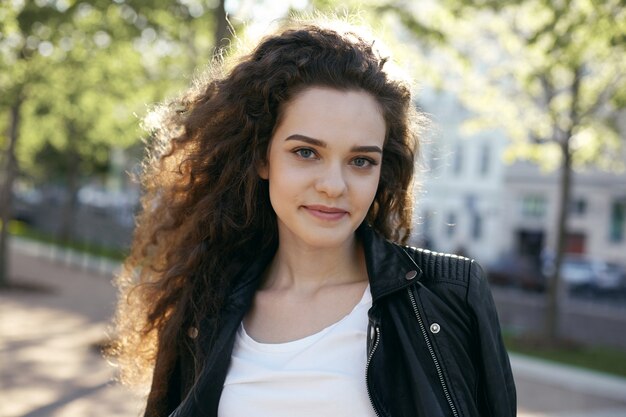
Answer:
[{"left": 357, "top": 223, "right": 424, "bottom": 301}]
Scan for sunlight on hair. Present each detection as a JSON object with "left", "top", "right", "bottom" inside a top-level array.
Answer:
[{"left": 230, "top": 10, "right": 413, "bottom": 93}]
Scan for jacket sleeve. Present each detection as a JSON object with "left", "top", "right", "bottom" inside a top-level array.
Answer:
[{"left": 467, "top": 260, "right": 517, "bottom": 417}]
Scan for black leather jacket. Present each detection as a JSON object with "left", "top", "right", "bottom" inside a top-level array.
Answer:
[{"left": 160, "top": 225, "right": 516, "bottom": 417}]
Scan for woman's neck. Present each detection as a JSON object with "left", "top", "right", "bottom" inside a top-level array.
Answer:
[{"left": 261, "top": 236, "right": 368, "bottom": 294}]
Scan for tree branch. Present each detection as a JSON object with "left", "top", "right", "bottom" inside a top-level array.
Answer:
[{"left": 578, "top": 72, "right": 626, "bottom": 121}]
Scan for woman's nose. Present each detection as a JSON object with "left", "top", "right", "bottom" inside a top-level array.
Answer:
[{"left": 314, "top": 163, "right": 347, "bottom": 197}]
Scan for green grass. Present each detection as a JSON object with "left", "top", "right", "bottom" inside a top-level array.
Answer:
[
  {"left": 503, "top": 332, "right": 626, "bottom": 378},
  {"left": 5, "top": 220, "right": 128, "bottom": 261}
]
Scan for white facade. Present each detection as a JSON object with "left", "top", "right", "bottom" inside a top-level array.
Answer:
[{"left": 412, "top": 89, "right": 508, "bottom": 265}]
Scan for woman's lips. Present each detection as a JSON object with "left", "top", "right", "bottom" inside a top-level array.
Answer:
[{"left": 303, "top": 205, "right": 348, "bottom": 221}]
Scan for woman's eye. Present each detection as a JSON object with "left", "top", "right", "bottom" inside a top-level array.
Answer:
[
  {"left": 353, "top": 157, "right": 373, "bottom": 168},
  {"left": 295, "top": 148, "right": 316, "bottom": 159}
]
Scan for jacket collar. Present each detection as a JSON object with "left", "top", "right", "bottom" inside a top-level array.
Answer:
[{"left": 356, "top": 223, "right": 423, "bottom": 301}]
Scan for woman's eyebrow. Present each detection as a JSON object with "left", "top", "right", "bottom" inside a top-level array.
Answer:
[
  {"left": 285, "top": 134, "right": 382, "bottom": 153},
  {"left": 285, "top": 134, "right": 326, "bottom": 147},
  {"left": 352, "top": 145, "right": 382, "bottom": 154}
]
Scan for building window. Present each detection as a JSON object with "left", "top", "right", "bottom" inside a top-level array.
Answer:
[
  {"left": 464, "top": 194, "right": 477, "bottom": 212},
  {"left": 570, "top": 198, "right": 587, "bottom": 216},
  {"left": 609, "top": 201, "right": 625, "bottom": 242},
  {"left": 479, "top": 143, "right": 490, "bottom": 176},
  {"left": 471, "top": 214, "right": 482, "bottom": 240},
  {"left": 446, "top": 212, "right": 457, "bottom": 238},
  {"left": 453, "top": 143, "right": 463, "bottom": 176},
  {"left": 521, "top": 195, "right": 546, "bottom": 218}
]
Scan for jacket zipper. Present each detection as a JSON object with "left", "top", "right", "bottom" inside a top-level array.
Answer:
[
  {"left": 365, "top": 325, "right": 382, "bottom": 417},
  {"left": 408, "top": 287, "right": 460, "bottom": 417}
]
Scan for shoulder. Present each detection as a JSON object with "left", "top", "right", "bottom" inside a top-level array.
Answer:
[
  {"left": 400, "top": 245, "right": 486, "bottom": 287},
  {"left": 398, "top": 245, "right": 497, "bottom": 321}
]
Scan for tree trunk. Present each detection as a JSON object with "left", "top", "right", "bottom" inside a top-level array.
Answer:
[
  {"left": 544, "top": 66, "right": 581, "bottom": 342},
  {"left": 213, "top": 0, "right": 229, "bottom": 57},
  {"left": 0, "top": 96, "right": 22, "bottom": 287},
  {"left": 545, "top": 139, "right": 572, "bottom": 341},
  {"left": 58, "top": 125, "right": 80, "bottom": 244}
]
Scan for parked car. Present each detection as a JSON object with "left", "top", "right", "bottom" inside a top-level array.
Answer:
[
  {"left": 542, "top": 254, "right": 626, "bottom": 293},
  {"left": 486, "top": 254, "right": 546, "bottom": 292}
]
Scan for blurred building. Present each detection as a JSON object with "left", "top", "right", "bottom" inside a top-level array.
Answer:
[
  {"left": 501, "top": 163, "right": 626, "bottom": 265},
  {"left": 413, "top": 88, "right": 509, "bottom": 264},
  {"left": 413, "top": 88, "right": 626, "bottom": 267}
]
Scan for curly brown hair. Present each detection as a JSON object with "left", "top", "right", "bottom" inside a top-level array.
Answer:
[{"left": 111, "top": 19, "right": 421, "bottom": 396}]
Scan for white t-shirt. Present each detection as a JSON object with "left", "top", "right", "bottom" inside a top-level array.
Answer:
[{"left": 218, "top": 285, "right": 377, "bottom": 417}]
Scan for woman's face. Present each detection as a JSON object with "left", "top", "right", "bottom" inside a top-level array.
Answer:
[{"left": 259, "top": 86, "right": 386, "bottom": 249}]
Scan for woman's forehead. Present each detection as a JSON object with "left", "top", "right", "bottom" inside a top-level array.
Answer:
[{"left": 273, "top": 87, "right": 386, "bottom": 147}]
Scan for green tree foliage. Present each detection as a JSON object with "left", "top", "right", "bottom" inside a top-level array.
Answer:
[
  {"left": 3, "top": 0, "right": 227, "bottom": 184},
  {"left": 447, "top": 0, "right": 626, "bottom": 171},
  {"left": 0, "top": 0, "right": 229, "bottom": 285}
]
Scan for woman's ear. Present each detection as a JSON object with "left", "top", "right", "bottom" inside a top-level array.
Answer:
[{"left": 257, "top": 160, "right": 269, "bottom": 180}]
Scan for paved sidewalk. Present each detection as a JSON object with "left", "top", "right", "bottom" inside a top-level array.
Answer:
[
  {"left": 2, "top": 243, "right": 626, "bottom": 416},
  {"left": 1, "top": 247, "right": 144, "bottom": 417},
  {"left": 511, "top": 355, "right": 626, "bottom": 416}
]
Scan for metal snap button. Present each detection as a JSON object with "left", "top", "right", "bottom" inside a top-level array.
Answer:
[
  {"left": 188, "top": 326, "right": 199, "bottom": 339},
  {"left": 430, "top": 323, "right": 440, "bottom": 334},
  {"left": 405, "top": 270, "right": 418, "bottom": 280}
]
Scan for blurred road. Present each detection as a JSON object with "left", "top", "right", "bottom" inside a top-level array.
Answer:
[{"left": 2, "top": 243, "right": 626, "bottom": 417}]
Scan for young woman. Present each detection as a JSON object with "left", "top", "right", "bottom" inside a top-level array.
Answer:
[{"left": 113, "top": 19, "right": 516, "bottom": 417}]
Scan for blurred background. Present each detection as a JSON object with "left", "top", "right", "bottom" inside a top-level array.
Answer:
[{"left": 1, "top": 1, "right": 625, "bottom": 416}]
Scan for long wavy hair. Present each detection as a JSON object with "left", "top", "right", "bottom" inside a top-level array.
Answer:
[{"left": 111, "top": 19, "right": 421, "bottom": 392}]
